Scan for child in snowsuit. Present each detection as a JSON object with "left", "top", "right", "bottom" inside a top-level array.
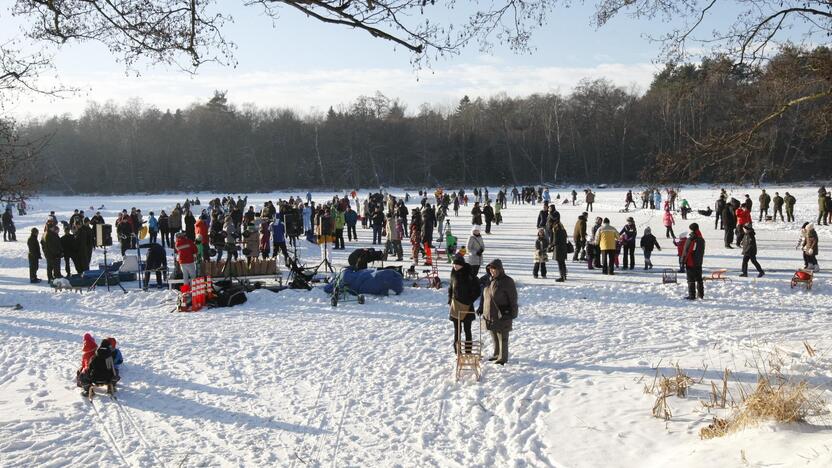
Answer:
[
  {"left": 640, "top": 227, "right": 661, "bottom": 269},
  {"left": 533, "top": 228, "right": 548, "bottom": 279},
  {"left": 107, "top": 337, "right": 124, "bottom": 378},
  {"left": 75, "top": 333, "right": 97, "bottom": 388},
  {"left": 663, "top": 209, "right": 676, "bottom": 239},
  {"left": 674, "top": 232, "right": 688, "bottom": 273},
  {"left": 445, "top": 227, "right": 458, "bottom": 263}
]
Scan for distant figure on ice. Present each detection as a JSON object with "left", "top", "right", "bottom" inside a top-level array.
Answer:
[{"left": 758, "top": 189, "right": 771, "bottom": 222}]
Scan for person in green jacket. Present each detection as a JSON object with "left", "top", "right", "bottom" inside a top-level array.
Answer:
[
  {"left": 771, "top": 192, "right": 784, "bottom": 222},
  {"left": 758, "top": 189, "right": 771, "bottom": 222},
  {"left": 445, "top": 224, "right": 458, "bottom": 263},
  {"left": 784, "top": 192, "right": 796, "bottom": 222}
]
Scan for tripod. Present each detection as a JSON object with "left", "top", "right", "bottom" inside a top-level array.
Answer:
[
  {"left": 314, "top": 238, "right": 335, "bottom": 275},
  {"left": 90, "top": 246, "right": 127, "bottom": 293}
]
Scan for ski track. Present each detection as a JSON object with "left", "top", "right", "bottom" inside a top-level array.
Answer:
[{"left": 1, "top": 185, "right": 832, "bottom": 467}]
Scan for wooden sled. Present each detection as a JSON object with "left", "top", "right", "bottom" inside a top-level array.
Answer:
[
  {"left": 703, "top": 269, "right": 730, "bottom": 282},
  {"left": 456, "top": 340, "right": 483, "bottom": 381},
  {"left": 87, "top": 381, "right": 116, "bottom": 400},
  {"left": 662, "top": 269, "right": 677, "bottom": 284},
  {"left": 791, "top": 269, "right": 814, "bottom": 290}
]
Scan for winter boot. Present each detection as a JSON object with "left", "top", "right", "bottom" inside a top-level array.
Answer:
[{"left": 686, "top": 281, "right": 696, "bottom": 300}]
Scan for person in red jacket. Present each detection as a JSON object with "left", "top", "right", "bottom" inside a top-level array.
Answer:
[
  {"left": 175, "top": 232, "right": 198, "bottom": 286},
  {"left": 194, "top": 218, "right": 209, "bottom": 260},
  {"left": 75, "top": 332, "right": 97, "bottom": 388},
  {"left": 735, "top": 204, "right": 752, "bottom": 245},
  {"left": 683, "top": 223, "right": 706, "bottom": 300}
]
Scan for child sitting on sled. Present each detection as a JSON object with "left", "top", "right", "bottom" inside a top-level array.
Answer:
[{"left": 76, "top": 335, "right": 122, "bottom": 396}]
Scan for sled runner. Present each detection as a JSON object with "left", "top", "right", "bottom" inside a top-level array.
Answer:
[
  {"left": 662, "top": 269, "right": 677, "bottom": 284},
  {"left": 791, "top": 269, "right": 814, "bottom": 290}
]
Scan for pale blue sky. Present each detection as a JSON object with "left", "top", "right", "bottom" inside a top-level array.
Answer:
[{"left": 0, "top": 1, "right": 791, "bottom": 118}]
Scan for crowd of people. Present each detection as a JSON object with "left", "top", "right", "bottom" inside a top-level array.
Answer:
[{"left": 25, "top": 184, "right": 829, "bottom": 375}]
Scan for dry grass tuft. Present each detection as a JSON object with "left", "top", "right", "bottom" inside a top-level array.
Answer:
[
  {"left": 699, "top": 373, "right": 826, "bottom": 439},
  {"left": 646, "top": 363, "right": 699, "bottom": 421}
]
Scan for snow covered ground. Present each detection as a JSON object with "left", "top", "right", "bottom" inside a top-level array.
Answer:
[{"left": 1, "top": 186, "right": 832, "bottom": 467}]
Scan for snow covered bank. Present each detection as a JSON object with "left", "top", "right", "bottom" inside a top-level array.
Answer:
[{"left": 1, "top": 186, "right": 831, "bottom": 467}]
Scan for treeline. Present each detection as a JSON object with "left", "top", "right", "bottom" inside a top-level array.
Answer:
[{"left": 22, "top": 47, "right": 832, "bottom": 194}]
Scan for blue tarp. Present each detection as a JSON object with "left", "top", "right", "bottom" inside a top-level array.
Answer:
[{"left": 324, "top": 268, "right": 404, "bottom": 296}]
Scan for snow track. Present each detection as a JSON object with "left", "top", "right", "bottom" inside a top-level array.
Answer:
[{"left": 2, "top": 186, "right": 832, "bottom": 466}]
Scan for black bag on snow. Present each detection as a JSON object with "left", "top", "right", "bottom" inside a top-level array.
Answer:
[{"left": 215, "top": 285, "right": 247, "bottom": 307}]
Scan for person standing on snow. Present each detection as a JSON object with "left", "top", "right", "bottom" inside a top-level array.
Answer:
[
  {"left": 483, "top": 201, "right": 494, "bottom": 234},
  {"left": 448, "top": 256, "right": 480, "bottom": 354},
  {"left": 619, "top": 217, "right": 637, "bottom": 270},
  {"left": 598, "top": 218, "right": 618, "bottom": 275},
  {"left": 585, "top": 190, "right": 595, "bottom": 212},
  {"left": 533, "top": 228, "right": 548, "bottom": 279},
  {"left": 466, "top": 227, "right": 485, "bottom": 277},
  {"left": 735, "top": 203, "right": 752, "bottom": 246},
  {"left": 739, "top": 224, "right": 764, "bottom": 278},
  {"left": 798, "top": 223, "right": 820, "bottom": 272},
  {"left": 175, "top": 232, "right": 198, "bottom": 287},
  {"left": 771, "top": 192, "right": 784, "bottom": 222},
  {"left": 572, "top": 213, "right": 587, "bottom": 262},
  {"left": 471, "top": 202, "right": 483, "bottom": 227},
  {"left": 551, "top": 215, "right": 568, "bottom": 282},
  {"left": 784, "top": 192, "right": 796, "bottom": 222},
  {"left": 27, "top": 227, "right": 42, "bottom": 283},
  {"left": 481, "top": 259, "right": 517, "bottom": 366},
  {"left": 714, "top": 194, "right": 726, "bottom": 230},
  {"left": 587, "top": 216, "right": 603, "bottom": 270},
  {"left": 640, "top": 227, "right": 660, "bottom": 270},
  {"left": 683, "top": 223, "right": 706, "bottom": 300},
  {"left": 758, "top": 189, "right": 771, "bottom": 222},
  {"left": 663, "top": 208, "right": 676, "bottom": 239}
]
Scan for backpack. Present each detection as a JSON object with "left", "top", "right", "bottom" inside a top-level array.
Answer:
[
  {"left": 215, "top": 285, "right": 247, "bottom": 307},
  {"left": 88, "top": 348, "right": 116, "bottom": 383}
]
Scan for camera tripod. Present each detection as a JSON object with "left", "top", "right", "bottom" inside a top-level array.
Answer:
[
  {"left": 89, "top": 246, "right": 127, "bottom": 293},
  {"left": 313, "top": 238, "right": 335, "bottom": 276}
]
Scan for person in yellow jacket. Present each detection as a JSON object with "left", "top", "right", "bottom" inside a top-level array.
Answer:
[
  {"left": 333, "top": 206, "right": 346, "bottom": 250},
  {"left": 597, "top": 218, "right": 619, "bottom": 275}
]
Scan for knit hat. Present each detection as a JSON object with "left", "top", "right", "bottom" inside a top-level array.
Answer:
[
  {"left": 689, "top": 223, "right": 699, "bottom": 232},
  {"left": 453, "top": 255, "right": 466, "bottom": 266},
  {"left": 644, "top": 227, "right": 651, "bottom": 234}
]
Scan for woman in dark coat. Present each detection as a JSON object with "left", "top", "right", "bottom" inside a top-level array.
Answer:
[
  {"left": 482, "top": 259, "right": 518, "bottom": 365},
  {"left": 158, "top": 210, "right": 170, "bottom": 248},
  {"left": 482, "top": 202, "right": 494, "bottom": 234},
  {"left": 448, "top": 256, "right": 480, "bottom": 354},
  {"left": 552, "top": 218, "right": 568, "bottom": 282},
  {"left": 184, "top": 210, "right": 196, "bottom": 241},
  {"left": 471, "top": 203, "right": 483, "bottom": 226}
]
